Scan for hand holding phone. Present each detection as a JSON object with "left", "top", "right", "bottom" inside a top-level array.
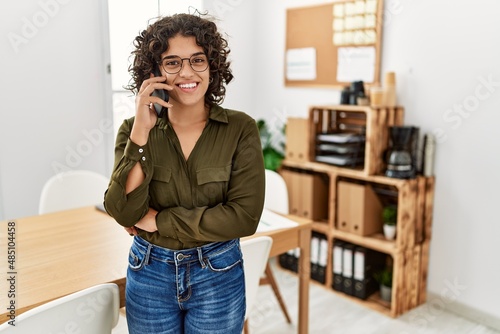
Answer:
[{"left": 151, "top": 68, "right": 169, "bottom": 117}]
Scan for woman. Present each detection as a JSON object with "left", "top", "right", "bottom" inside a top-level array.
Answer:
[{"left": 103, "top": 13, "right": 265, "bottom": 334}]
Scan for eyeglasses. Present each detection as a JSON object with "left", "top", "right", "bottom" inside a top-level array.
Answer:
[{"left": 159, "top": 53, "right": 209, "bottom": 74}]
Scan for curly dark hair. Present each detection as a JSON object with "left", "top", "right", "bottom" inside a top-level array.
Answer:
[{"left": 126, "top": 13, "right": 233, "bottom": 107}]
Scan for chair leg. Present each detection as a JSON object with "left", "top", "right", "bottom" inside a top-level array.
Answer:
[
  {"left": 244, "top": 319, "right": 249, "bottom": 334},
  {"left": 119, "top": 307, "right": 126, "bottom": 317},
  {"left": 262, "top": 262, "right": 292, "bottom": 324}
]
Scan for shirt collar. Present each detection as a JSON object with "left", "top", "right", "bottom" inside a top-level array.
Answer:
[{"left": 208, "top": 105, "right": 228, "bottom": 124}]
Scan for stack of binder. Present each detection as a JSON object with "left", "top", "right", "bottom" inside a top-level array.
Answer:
[
  {"left": 315, "top": 132, "right": 365, "bottom": 167},
  {"left": 332, "top": 240, "right": 386, "bottom": 300},
  {"left": 279, "top": 232, "right": 329, "bottom": 284},
  {"left": 310, "top": 232, "right": 328, "bottom": 283},
  {"left": 279, "top": 248, "right": 300, "bottom": 273}
]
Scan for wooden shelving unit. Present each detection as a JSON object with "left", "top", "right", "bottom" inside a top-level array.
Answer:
[{"left": 278, "top": 104, "right": 435, "bottom": 318}]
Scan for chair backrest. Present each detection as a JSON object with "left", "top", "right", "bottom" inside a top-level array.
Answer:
[
  {"left": 0, "top": 283, "right": 120, "bottom": 334},
  {"left": 240, "top": 236, "right": 273, "bottom": 320},
  {"left": 264, "top": 169, "right": 289, "bottom": 215},
  {"left": 38, "top": 170, "right": 109, "bottom": 214}
]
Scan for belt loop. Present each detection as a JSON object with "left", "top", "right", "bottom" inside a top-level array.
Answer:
[
  {"left": 145, "top": 243, "right": 152, "bottom": 265},
  {"left": 197, "top": 247, "right": 206, "bottom": 269}
]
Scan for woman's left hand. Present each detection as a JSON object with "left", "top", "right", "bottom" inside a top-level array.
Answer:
[
  {"left": 125, "top": 226, "right": 138, "bottom": 236},
  {"left": 134, "top": 208, "right": 159, "bottom": 233}
]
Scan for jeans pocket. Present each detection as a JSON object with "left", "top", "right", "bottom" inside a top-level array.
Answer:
[
  {"left": 128, "top": 245, "right": 148, "bottom": 271},
  {"left": 205, "top": 244, "right": 242, "bottom": 272}
]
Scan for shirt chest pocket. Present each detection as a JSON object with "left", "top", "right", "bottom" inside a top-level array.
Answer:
[
  {"left": 196, "top": 165, "right": 231, "bottom": 206},
  {"left": 150, "top": 165, "right": 176, "bottom": 206}
]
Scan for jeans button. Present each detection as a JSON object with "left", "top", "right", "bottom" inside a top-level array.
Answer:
[{"left": 176, "top": 253, "right": 185, "bottom": 261}]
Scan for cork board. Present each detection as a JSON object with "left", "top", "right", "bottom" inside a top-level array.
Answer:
[{"left": 285, "top": 0, "right": 384, "bottom": 88}]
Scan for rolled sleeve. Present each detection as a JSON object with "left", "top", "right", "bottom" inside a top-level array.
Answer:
[
  {"left": 124, "top": 139, "right": 148, "bottom": 162},
  {"left": 104, "top": 119, "right": 153, "bottom": 227}
]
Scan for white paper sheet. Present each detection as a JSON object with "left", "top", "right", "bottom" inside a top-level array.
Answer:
[
  {"left": 336, "top": 46, "right": 376, "bottom": 83},
  {"left": 286, "top": 47, "right": 317, "bottom": 81},
  {"left": 256, "top": 209, "right": 299, "bottom": 233}
]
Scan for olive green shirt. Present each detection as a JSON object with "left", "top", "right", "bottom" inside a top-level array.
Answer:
[{"left": 104, "top": 105, "right": 265, "bottom": 250}]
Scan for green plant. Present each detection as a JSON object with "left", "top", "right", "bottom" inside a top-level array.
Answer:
[
  {"left": 382, "top": 205, "right": 397, "bottom": 226},
  {"left": 374, "top": 268, "right": 393, "bottom": 288},
  {"left": 257, "top": 119, "right": 285, "bottom": 171}
]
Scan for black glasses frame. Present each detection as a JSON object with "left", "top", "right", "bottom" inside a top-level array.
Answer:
[{"left": 159, "top": 54, "right": 209, "bottom": 74}]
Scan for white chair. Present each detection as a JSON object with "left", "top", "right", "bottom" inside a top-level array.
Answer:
[
  {"left": 38, "top": 170, "right": 109, "bottom": 214},
  {"left": 264, "top": 169, "right": 289, "bottom": 215},
  {"left": 0, "top": 283, "right": 120, "bottom": 334},
  {"left": 241, "top": 236, "right": 273, "bottom": 334},
  {"left": 260, "top": 169, "right": 292, "bottom": 324}
]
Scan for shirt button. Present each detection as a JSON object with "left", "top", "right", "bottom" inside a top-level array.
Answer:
[
  {"left": 141, "top": 156, "right": 146, "bottom": 161},
  {"left": 139, "top": 148, "right": 144, "bottom": 153}
]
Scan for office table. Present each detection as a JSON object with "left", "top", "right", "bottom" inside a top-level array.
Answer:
[{"left": 0, "top": 206, "right": 311, "bottom": 333}]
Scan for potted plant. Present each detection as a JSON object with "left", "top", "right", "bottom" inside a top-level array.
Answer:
[
  {"left": 256, "top": 119, "right": 285, "bottom": 171},
  {"left": 374, "top": 268, "right": 393, "bottom": 302},
  {"left": 382, "top": 205, "right": 397, "bottom": 240}
]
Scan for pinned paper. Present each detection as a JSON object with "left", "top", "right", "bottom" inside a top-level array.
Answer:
[
  {"left": 286, "top": 47, "right": 317, "bottom": 81},
  {"left": 337, "top": 46, "right": 376, "bottom": 82}
]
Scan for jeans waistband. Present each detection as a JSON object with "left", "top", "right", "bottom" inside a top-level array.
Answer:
[{"left": 132, "top": 236, "right": 239, "bottom": 266}]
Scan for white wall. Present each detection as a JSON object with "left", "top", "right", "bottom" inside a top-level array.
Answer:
[
  {"left": 108, "top": 0, "right": 203, "bottom": 92},
  {"left": 0, "top": 0, "right": 113, "bottom": 220},
  {"left": 204, "top": 0, "right": 258, "bottom": 114},
  {"left": 205, "top": 0, "right": 500, "bottom": 328},
  {"left": 379, "top": 0, "right": 500, "bottom": 325}
]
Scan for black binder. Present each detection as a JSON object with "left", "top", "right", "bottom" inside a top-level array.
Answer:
[
  {"left": 317, "top": 234, "right": 328, "bottom": 284},
  {"left": 310, "top": 233, "right": 320, "bottom": 282},
  {"left": 332, "top": 240, "right": 344, "bottom": 292},
  {"left": 279, "top": 248, "right": 299, "bottom": 273},
  {"left": 353, "top": 246, "right": 385, "bottom": 300},
  {"left": 279, "top": 253, "right": 289, "bottom": 270},
  {"left": 342, "top": 243, "right": 355, "bottom": 296},
  {"left": 310, "top": 232, "right": 328, "bottom": 283}
]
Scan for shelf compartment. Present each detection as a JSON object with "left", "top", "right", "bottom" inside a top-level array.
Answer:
[
  {"left": 280, "top": 168, "right": 330, "bottom": 221},
  {"left": 337, "top": 180, "right": 384, "bottom": 236},
  {"left": 330, "top": 239, "right": 395, "bottom": 315},
  {"left": 328, "top": 238, "right": 429, "bottom": 318},
  {"left": 308, "top": 105, "right": 404, "bottom": 175},
  {"left": 332, "top": 174, "right": 422, "bottom": 251}
]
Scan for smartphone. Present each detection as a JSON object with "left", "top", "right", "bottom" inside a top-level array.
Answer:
[{"left": 151, "top": 67, "right": 169, "bottom": 117}]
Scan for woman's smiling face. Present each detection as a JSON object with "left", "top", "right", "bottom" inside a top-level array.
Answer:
[{"left": 159, "top": 34, "right": 210, "bottom": 109}]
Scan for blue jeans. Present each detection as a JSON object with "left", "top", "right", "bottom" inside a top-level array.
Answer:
[{"left": 125, "top": 236, "right": 246, "bottom": 334}]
